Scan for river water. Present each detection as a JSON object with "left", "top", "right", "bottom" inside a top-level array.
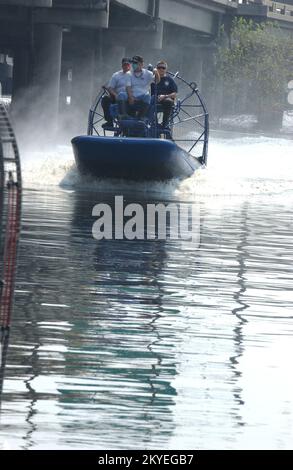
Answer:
[{"left": 1, "top": 131, "right": 293, "bottom": 450}]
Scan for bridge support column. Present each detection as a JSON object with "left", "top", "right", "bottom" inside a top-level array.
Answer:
[
  {"left": 12, "top": 23, "right": 62, "bottom": 145},
  {"left": 141, "top": 20, "right": 164, "bottom": 52},
  {"left": 101, "top": 44, "right": 126, "bottom": 87},
  {"left": 183, "top": 46, "right": 204, "bottom": 88},
  {"left": 12, "top": 46, "right": 31, "bottom": 118},
  {"left": 33, "top": 24, "right": 63, "bottom": 138},
  {"left": 70, "top": 29, "right": 97, "bottom": 135}
]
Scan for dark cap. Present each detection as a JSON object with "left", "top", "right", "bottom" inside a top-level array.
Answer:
[
  {"left": 122, "top": 57, "right": 131, "bottom": 64},
  {"left": 132, "top": 55, "right": 144, "bottom": 64}
]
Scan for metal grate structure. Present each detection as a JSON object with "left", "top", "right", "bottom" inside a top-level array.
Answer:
[{"left": 0, "top": 103, "right": 22, "bottom": 399}]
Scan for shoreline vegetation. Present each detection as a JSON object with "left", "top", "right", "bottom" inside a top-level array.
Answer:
[{"left": 215, "top": 18, "right": 293, "bottom": 132}]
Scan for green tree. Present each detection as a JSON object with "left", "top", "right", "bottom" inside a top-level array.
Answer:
[{"left": 216, "top": 17, "right": 293, "bottom": 128}]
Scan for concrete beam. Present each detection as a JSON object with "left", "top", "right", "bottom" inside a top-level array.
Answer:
[
  {"left": 105, "top": 21, "right": 163, "bottom": 51},
  {"left": 179, "top": 0, "right": 236, "bottom": 14},
  {"left": 115, "top": 0, "right": 217, "bottom": 35},
  {"left": 159, "top": 0, "right": 214, "bottom": 34},
  {"left": 0, "top": 0, "right": 52, "bottom": 5},
  {"left": 114, "top": 0, "right": 238, "bottom": 16},
  {"left": 209, "top": 0, "right": 237, "bottom": 9},
  {"left": 114, "top": 0, "right": 149, "bottom": 15},
  {"left": 237, "top": 3, "right": 268, "bottom": 17},
  {"left": 53, "top": 0, "right": 107, "bottom": 8},
  {"left": 33, "top": 5, "right": 109, "bottom": 28}
]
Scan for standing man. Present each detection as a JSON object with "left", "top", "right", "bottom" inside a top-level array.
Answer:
[
  {"left": 151, "top": 60, "right": 177, "bottom": 128},
  {"left": 127, "top": 55, "right": 160, "bottom": 120},
  {"left": 101, "top": 57, "right": 132, "bottom": 128}
]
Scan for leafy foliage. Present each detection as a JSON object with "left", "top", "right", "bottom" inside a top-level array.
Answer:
[{"left": 216, "top": 17, "right": 293, "bottom": 112}]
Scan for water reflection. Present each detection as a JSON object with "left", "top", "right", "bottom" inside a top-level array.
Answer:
[
  {"left": 0, "top": 329, "right": 10, "bottom": 406},
  {"left": 1, "top": 188, "right": 293, "bottom": 449},
  {"left": 62, "top": 191, "right": 184, "bottom": 448},
  {"left": 2, "top": 189, "right": 199, "bottom": 449},
  {"left": 23, "top": 343, "right": 39, "bottom": 449},
  {"left": 230, "top": 203, "right": 250, "bottom": 420}
]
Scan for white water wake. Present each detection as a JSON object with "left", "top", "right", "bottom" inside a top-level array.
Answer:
[{"left": 20, "top": 134, "right": 293, "bottom": 198}]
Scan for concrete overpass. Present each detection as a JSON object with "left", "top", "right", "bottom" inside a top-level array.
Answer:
[{"left": 0, "top": 0, "right": 292, "bottom": 139}]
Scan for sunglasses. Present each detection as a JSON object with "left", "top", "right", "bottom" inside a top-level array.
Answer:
[{"left": 157, "top": 66, "right": 166, "bottom": 69}]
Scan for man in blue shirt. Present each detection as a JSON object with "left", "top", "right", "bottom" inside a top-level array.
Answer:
[
  {"left": 151, "top": 60, "right": 178, "bottom": 128},
  {"left": 126, "top": 55, "right": 160, "bottom": 119}
]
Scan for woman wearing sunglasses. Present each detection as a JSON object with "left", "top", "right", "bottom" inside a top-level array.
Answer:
[{"left": 151, "top": 60, "right": 178, "bottom": 129}]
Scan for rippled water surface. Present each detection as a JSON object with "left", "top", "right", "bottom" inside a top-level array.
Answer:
[{"left": 1, "top": 133, "right": 293, "bottom": 449}]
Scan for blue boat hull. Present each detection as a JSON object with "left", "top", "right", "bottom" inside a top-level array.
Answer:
[{"left": 71, "top": 135, "right": 201, "bottom": 181}]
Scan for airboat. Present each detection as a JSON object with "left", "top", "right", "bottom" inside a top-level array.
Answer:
[{"left": 71, "top": 72, "right": 209, "bottom": 181}]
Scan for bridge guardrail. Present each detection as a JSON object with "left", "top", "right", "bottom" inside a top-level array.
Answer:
[{"left": 237, "top": 0, "right": 293, "bottom": 21}]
